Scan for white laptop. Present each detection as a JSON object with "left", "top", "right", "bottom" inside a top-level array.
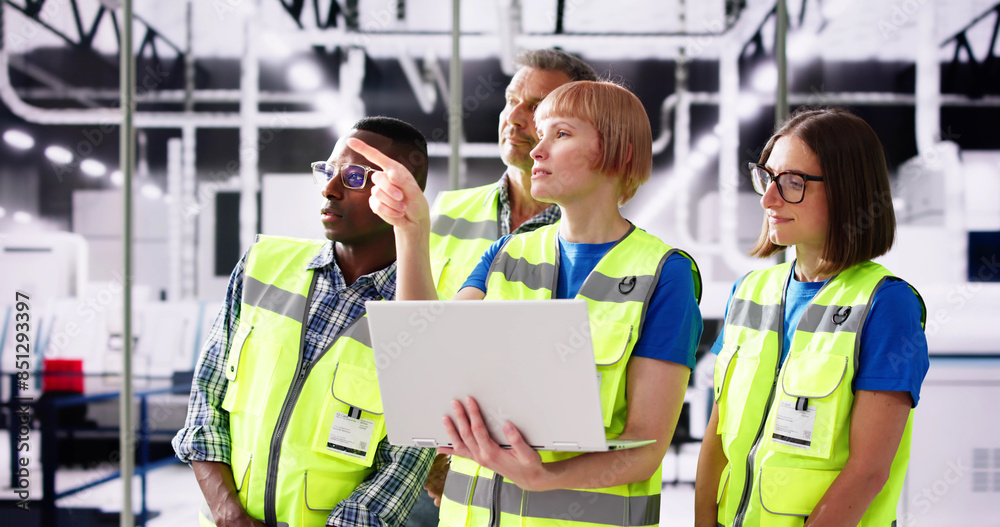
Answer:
[{"left": 365, "top": 299, "right": 654, "bottom": 452}]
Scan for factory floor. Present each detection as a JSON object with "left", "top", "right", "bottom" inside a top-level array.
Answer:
[{"left": 0, "top": 430, "right": 701, "bottom": 526}]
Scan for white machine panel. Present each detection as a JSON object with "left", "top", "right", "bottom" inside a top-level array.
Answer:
[{"left": 902, "top": 358, "right": 1000, "bottom": 525}]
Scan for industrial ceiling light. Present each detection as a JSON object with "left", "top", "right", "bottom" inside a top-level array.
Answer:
[
  {"left": 787, "top": 32, "right": 818, "bottom": 63},
  {"left": 820, "top": 0, "right": 854, "bottom": 19},
  {"left": 315, "top": 90, "right": 341, "bottom": 113},
  {"left": 0, "top": 206, "right": 6, "bottom": 219},
  {"left": 3, "top": 130, "right": 35, "bottom": 150},
  {"left": 688, "top": 151, "right": 710, "bottom": 171},
  {"left": 287, "top": 58, "right": 324, "bottom": 91},
  {"left": 140, "top": 183, "right": 163, "bottom": 200},
  {"left": 696, "top": 134, "right": 721, "bottom": 156},
  {"left": 261, "top": 31, "right": 293, "bottom": 60},
  {"left": 44, "top": 145, "right": 73, "bottom": 164},
  {"left": 738, "top": 93, "right": 760, "bottom": 120},
  {"left": 110, "top": 170, "right": 124, "bottom": 186},
  {"left": 13, "top": 211, "right": 32, "bottom": 224},
  {"left": 81, "top": 159, "right": 108, "bottom": 177},
  {"left": 752, "top": 63, "right": 778, "bottom": 93}
]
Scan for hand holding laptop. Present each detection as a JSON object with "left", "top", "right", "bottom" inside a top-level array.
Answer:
[{"left": 438, "top": 396, "right": 549, "bottom": 492}]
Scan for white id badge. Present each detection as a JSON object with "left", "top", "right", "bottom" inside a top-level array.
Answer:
[
  {"left": 772, "top": 400, "right": 817, "bottom": 449},
  {"left": 327, "top": 411, "right": 375, "bottom": 459}
]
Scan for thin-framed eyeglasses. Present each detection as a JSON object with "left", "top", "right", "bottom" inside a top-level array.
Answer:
[
  {"left": 311, "top": 161, "right": 377, "bottom": 190},
  {"left": 748, "top": 162, "right": 824, "bottom": 204}
]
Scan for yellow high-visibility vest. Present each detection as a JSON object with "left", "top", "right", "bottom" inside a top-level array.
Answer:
[
  {"left": 439, "top": 224, "right": 701, "bottom": 527},
  {"left": 215, "top": 235, "right": 388, "bottom": 527},
  {"left": 430, "top": 183, "right": 504, "bottom": 299},
  {"left": 714, "top": 261, "right": 925, "bottom": 527}
]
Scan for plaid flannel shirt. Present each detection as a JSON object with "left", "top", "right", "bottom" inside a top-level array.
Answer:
[
  {"left": 496, "top": 171, "right": 562, "bottom": 235},
  {"left": 172, "top": 242, "right": 433, "bottom": 527}
]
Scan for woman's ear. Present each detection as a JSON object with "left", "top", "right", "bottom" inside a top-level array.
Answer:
[{"left": 626, "top": 142, "right": 633, "bottom": 165}]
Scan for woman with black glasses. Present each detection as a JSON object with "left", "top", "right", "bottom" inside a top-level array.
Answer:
[{"left": 695, "top": 108, "right": 929, "bottom": 527}]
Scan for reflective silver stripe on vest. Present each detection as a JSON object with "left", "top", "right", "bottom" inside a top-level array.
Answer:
[
  {"left": 342, "top": 316, "right": 372, "bottom": 347},
  {"left": 444, "top": 471, "right": 659, "bottom": 526},
  {"left": 431, "top": 215, "right": 498, "bottom": 241},
  {"left": 796, "top": 303, "right": 868, "bottom": 335},
  {"left": 442, "top": 470, "right": 477, "bottom": 505},
  {"left": 243, "top": 276, "right": 308, "bottom": 320},
  {"left": 578, "top": 271, "right": 656, "bottom": 304},
  {"left": 491, "top": 252, "right": 557, "bottom": 292},
  {"left": 726, "top": 297, "right": 781, "bottom": 334}
]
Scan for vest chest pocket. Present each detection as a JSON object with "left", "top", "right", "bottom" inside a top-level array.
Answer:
[
  {"left": 592, "top": 321, "right": 632, "bottom": 429},
  {"left": 311, "top": 362, "right": 386, "bottom": 467},
  {"left": 757, "top": 464, "right": 839, "bottom": 518},
  {"left": 714, "top": 343, "right": 760, "bottom": 436},
  {"left": 221, "top": 325, "right": 282, "bottom": 416},
  {"left": 769, "top": 351, "right": 848, "bottom": 459}
]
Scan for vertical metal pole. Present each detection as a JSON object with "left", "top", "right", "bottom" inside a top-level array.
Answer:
[
  {"left": 184, "top": 1, "right": 194, "bottom": 115},
  {"left": 167, "top": 139, "right": 182, "bottom": 301},
  {"left": 40, "top": 400, "right": 57, "bottom": 527},
  {"left": 120, "top": 0, "right": 136, "bottom": 525},
  {"left": 448, "top": 0, "right": 462, "bottom": 190},
  {"left": 8, "top": 375, "right": 19, "bottom": 489},
  {"left": 182, "top": 2, "right": 198, "bottom": 299},
  {"left": 139, "top": 396, "right": 149, "bottom": 527},
  {"left": 775, "top": 0, "right": 788, "bottom": 124},
  {"left": 774, "top": 0, "right": 788, "bottom": 265},
  {"left": 239, "top": 13, "right": 260, "bottom": 251}
]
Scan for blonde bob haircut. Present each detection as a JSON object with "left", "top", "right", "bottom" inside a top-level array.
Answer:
[{"left": 534, "top": 81, "right": 652, "bottom": 206}]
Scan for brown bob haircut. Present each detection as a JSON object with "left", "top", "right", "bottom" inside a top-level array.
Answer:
[
  {"left": 750, "top": 107, "right": 896, "bottom": 275},
  {"left": 534, "top": 81, "right": 652, "bottom": 206}
]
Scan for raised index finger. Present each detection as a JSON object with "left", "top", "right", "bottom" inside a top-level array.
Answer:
[{"left": 346, "top": 137, "right": 409, "bottom": 176}]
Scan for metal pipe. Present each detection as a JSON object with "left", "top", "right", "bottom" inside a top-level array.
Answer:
[
  {"left": 167, "top": 138, "right": 182, "bottom": 301},
  {"left": 181, "top": 125, "right": 197, "bottom": 299},
  {"left": 775, "top": 0, "right": 788, "bottom": 125},
  {"left": 184, "top": 0, "right": 194, "bottom": 114},
  {"left": 13, "top": 85, "right": 1000, "bottom": 107},
  {"left": 398, "top": 52, "right": 437, "bottom": 114},
  {"left": 293, "top": 29, "right": 721, "bottom": 59},
  {"left": 495, "top": 0, "right": 520, "bottom": 75},
  {"left": 239, "top": 13, "right": 260, "bottom": 256},
  {"left": 13, "top": 87, "right": 324, "bottom": 104},
  {"left": 774, "top": 0, "right": 788, "bottom": 265},
  {"left": 119, "top": 0, "right": 136, "bottom": 525},
  {"left": 919, "top": 2, "right": 965, "bottom": 284},
  {"left": 448, "top": 0, "right": 462, "bottom": 190},
  {"left": 651, "top": 94, "right": 678, "bottom": 155},
  {"left": 718, "top": 7, "right": 768, "bottom": 276}
]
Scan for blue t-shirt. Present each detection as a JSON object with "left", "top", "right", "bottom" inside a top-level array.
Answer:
[
  {"left": 709, "top": 269, "right": 929, "bottom": 406},
  {"left": 461, "top": 234, "right": 703, "bottom": 369}
]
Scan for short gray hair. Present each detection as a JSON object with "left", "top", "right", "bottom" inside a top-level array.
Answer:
[{"left": 514, "top": 49, "right": 598, "bottom": 82}]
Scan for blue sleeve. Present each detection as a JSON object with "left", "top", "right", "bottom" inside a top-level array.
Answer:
[
  {"left": 854, "top": 280, "right": 929, "bottom": 407},
  {"left": 631, "top": 253, "right": 704, "bottom": 369},
  {"left": 459, "top": 235, "right": 512, "bottom": 294},
  {"left": 709, "top": 281, "right": 740, "bottom": 355}
]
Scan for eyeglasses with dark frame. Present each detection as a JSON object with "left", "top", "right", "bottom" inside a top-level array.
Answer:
[
  {"left": 311, "top": 161, "right": 378, "bottom": 190},
  {"left": 748, "top": 162, "right": 824, "bottom": 204}
]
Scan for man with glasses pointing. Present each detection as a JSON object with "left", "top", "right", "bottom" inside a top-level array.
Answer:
[{"left": 173, "top": 117, "right": 434, "bottom": 527}]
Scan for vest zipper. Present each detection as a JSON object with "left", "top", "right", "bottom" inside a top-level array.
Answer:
[
  {"left": 732, "top": 276, "right": 790, "bottom": 527},
  {"left": 264, "top": 273, "right": 320, "bottom": 527},
  {"left": 488, "top": 472, "right": 503, "bottom": 527}
]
